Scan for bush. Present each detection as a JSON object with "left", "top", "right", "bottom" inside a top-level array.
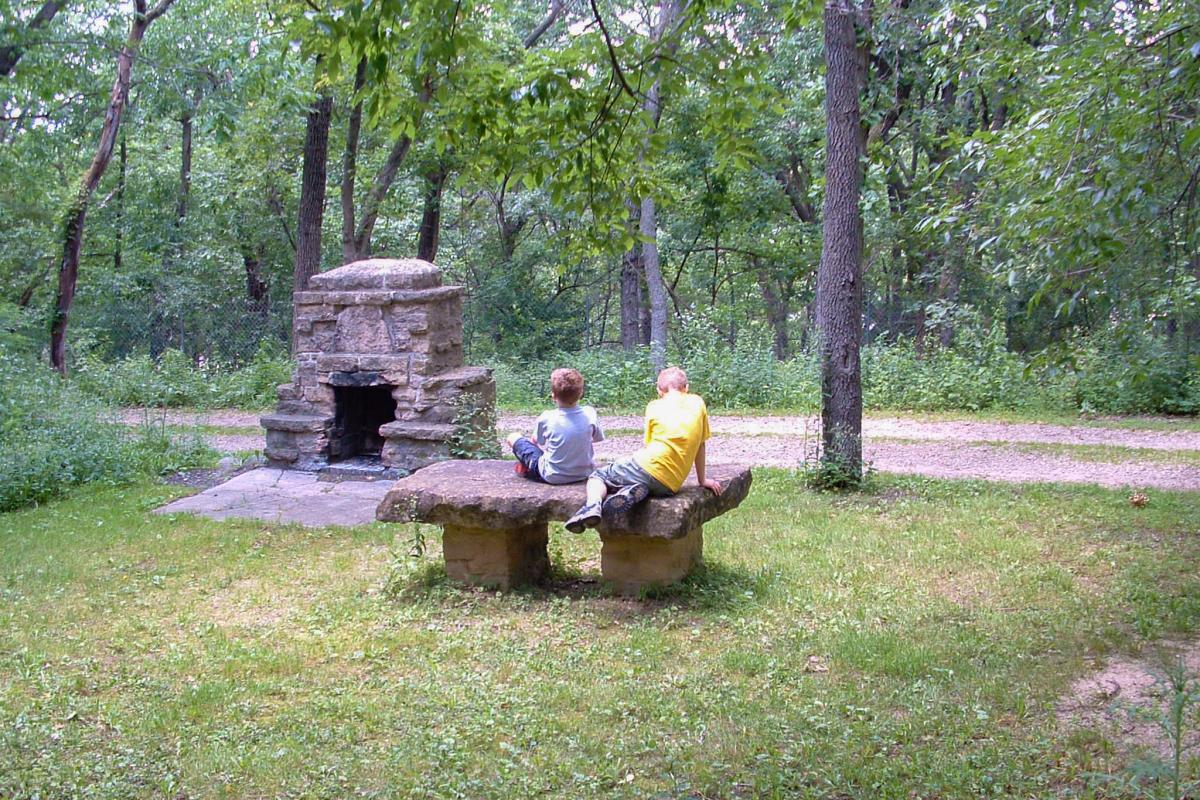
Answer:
[
  {"left": 491, "top": 322, "right": 1196, "bottom": 416},
  {"left": 0, "top": 356, "right": 216, "bottom": 512},
  {"left": 1069, "top": 330, "right": 1200, "bottom": 415},
  {"left": 72, "top": 341, "right": 291, "bottom": 409},
  {"left": 862, "top": 324, "right": 1072, "bottom": 413}
]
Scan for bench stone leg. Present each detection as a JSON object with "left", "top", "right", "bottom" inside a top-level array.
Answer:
[
  {"left": 599, "top": 525, "right": 703, "bottom": 595},
  {"left": 441, "top": 523, "right": 550, "bottom": 590}
]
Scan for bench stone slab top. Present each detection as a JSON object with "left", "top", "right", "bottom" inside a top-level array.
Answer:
[{"left": 376, "top": 460, "right": 752, "bottom": 539}]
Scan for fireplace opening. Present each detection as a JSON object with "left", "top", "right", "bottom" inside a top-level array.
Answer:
[{"left": 329, "top": 385, "right": 396, "bottom": 461}]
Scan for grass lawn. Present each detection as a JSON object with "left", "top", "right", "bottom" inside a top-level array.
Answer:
[{"left": 3, "top": 471, "right": 1200, "bottom": 798}]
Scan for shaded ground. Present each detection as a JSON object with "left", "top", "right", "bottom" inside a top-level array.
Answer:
[{"left": 118, "top": 408, "right": 1200, "bottom": 490}]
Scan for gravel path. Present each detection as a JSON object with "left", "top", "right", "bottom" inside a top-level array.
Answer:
[{"left": 118, "top": 408, "right": 1200, "bottom": 491}]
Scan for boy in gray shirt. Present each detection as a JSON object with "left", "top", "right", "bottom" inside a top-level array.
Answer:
[{"left": 505, "top": 368, "right": 605, "bottom": 484}]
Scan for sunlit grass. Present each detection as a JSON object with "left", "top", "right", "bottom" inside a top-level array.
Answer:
[{"left": 3, "top": 473, "right": 1200, "bottom": 797}]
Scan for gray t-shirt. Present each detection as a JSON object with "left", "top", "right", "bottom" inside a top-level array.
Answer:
[{"left": 534, "top": 405, "right": 605, "bottom": 484}]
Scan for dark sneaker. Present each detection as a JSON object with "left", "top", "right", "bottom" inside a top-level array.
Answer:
[
  {"left": 565, "top": 502, "right": 602, "bottom": 533},
  {"left": 602, "top": 483, "right": 649, "bottom": 517}
]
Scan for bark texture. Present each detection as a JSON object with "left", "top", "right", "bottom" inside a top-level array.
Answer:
[
  {"left": 816, "top": 0, "right": 868, "bottom": 479},
  {"left": 416, "top": 165, "right": 446, "bottom": 262},
  {"left": 341, "top": 58, "right": 367, "bottom": 264},
  {"left": 620, "top": 205, "right": 643, "bottom": 349},
  {"left": 631, "top": 0, "right": 682, "bottom": 369},
  {"left": 293, "top": 83, "right": 333, "bottom": 297},
  {"left": 755, "top": 262, "right": 792, "bottom": 360},
  {"left": 49, "top": 0, "right": 175, "bottom": 373}
]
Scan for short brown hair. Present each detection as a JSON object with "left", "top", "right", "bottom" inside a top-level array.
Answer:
[
  {"left": 656, "top": 366, "right": 688, "bottom": 393},
  {"left": 550, "top": 368, "right": 584, "bottom": 404}
]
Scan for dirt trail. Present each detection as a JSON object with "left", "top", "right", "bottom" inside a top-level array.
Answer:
[
  {"left": 118, "top": 408, "right": 1200, "bottom": 491},
  {"left": 505, "top": 413, "right": 1200, "bottom": 451}
]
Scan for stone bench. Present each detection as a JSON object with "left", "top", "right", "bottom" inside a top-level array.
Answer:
[{"left": 375, "top": 460, "right": 752, "bottom": 594}]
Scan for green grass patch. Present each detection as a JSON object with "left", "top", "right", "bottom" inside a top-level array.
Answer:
[{"left": 3, "top": 473, "right": 1200, "bottom": 797}]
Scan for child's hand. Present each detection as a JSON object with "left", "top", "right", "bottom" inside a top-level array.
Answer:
[{"left": 702, "top": 478, "right": 722, "bottom": 495}]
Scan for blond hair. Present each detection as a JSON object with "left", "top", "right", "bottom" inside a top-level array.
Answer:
[{"left": 656, "top": 366, "right": 688, "bottom": 393}]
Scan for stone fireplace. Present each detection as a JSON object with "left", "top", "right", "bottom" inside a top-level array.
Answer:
[{"left": 261, "top": 259, "right": 494, "bottom": 476}]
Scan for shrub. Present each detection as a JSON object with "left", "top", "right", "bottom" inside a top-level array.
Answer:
[
  {"left": 491, "top": 322, "right": 1196, "bottom": 416},
  {"left": 71, "top": 341, "right": 291, "bottom": 409},
  {"left": 1069, "top": 330, "right": 1200, "bottom": 415},
  {"left": 0, "top": 356, "right": 215, "bottom": 512}
]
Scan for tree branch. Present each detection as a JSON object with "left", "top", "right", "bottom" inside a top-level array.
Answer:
[
  {"left": 524, "top": 0, "right": 565, "bottom": 49},
  {"left": 0, "top": 0, "right": 67, "bottom": 77},
  {"left": 588, "top": 0, "right": 640, "bottom": 102}
]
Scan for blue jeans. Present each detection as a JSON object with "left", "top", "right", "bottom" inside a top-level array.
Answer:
[{"left": 511, "top": 437, "right": 547, "bottom": 482}]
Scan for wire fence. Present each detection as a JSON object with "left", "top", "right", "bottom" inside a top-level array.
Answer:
[{"left": 76, "top": 284, "right": 292, "bottom": 365}]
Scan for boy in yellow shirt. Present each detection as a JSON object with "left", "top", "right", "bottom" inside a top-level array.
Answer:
[{"left": 565, "top": 366, "right": 722, "bottom": 533}]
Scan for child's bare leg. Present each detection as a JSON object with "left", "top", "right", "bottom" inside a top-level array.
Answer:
[
  {"left": 505, "top": 432, "right": 522, "bottom": 447},
  {"left": 585, "top": 477, "right": 608, "bottom": 506}
]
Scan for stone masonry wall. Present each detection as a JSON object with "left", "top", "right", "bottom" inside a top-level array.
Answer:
[{"left": 262, "top": 259, "right": 494, "bottom": 473}]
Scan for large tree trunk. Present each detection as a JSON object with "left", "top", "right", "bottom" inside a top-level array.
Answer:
[
  {"left": 816, "top": 0, "right": 868, "bottom": 481},
  {"left": 416, "top": 164, "right": 446, "bottom": 262},
  {"left": 49, "top": 0, "right": 174, "bottom": 374},
  {"left": 341, "top": 58, "right": 366, "bottom": 264},
  {"left": 293, "top": 82, "right": 333, "bottom": 299},
  {"left": 0, "top": 0, "right": 64, "bottom": 77}
]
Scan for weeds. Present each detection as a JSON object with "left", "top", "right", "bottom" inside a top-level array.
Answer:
[{"left": 1093, "top": 656, "right": 1200, "bottom": 800}]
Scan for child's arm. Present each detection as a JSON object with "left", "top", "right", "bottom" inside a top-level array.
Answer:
[
  {"left": 587, "top": 407, "right": 605, "bottom": 442},
  {"left": 693, "top": 442, "right": 722, "bottom": 495}
]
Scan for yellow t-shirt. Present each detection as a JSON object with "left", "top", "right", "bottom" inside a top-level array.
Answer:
[{"left": 633, "top": 392, "right": 711, "bottom": 492}]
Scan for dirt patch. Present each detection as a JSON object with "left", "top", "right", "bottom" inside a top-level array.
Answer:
[
  {"left": 206, "top": 544, "right": 390, "bottom": 630},
  {"left": 1057, "top": 639, "right": 1200, "bottom": 761},
  {"left": 207, "top": 577, "right": 290, "bottom": 629}
]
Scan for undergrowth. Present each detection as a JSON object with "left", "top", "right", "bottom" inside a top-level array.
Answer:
[{"left": 0, "top": 355, "right": 216, "bottom": 511}]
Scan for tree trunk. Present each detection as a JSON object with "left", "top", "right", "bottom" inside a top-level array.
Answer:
[
  {"left": 175, "top": 105, "right": 194, "bottom": 224},
  {"left": 816, "top": 0, "right": 868, "bottom": 481},
  {"left": 114, "top": 133, "right": 125, "bottom": 271},
  {"left": 639, "top": 276, "right": 652, "bottom": 346},
  {"left": 937, "top": 252, "right": 960, "bottom": 348},
  {"left": 633, "top": 0, "right": 682, "bottom": 370},
  {"left": 641, "top": 194, "right": 669, "bottom": 369},
  {"left": 620, "top": 211, "right": 642, "bottom": 350},
  {"left": 49, "top": 0, "right": 175, "bottom": 374},
  {"left": 348, "top": 127, "right": 418, "bottom": 260},
  {"left": 416, "top": 164, "right": 446, "bottom": 262},
  {"left": 242, "top": 245, "right": 269, "bottom": 317},
  {"left": 756, "top": 263, "right": 791, "bottom": 360},
  {"left": 293, "top": 82, "right": 333, "bottom": 298},
  {"left": 341, "top": 58, "right": 366, "bottom": 264},
  {"left": 0, "top": 0, "right": 64, "bottom": 77}
]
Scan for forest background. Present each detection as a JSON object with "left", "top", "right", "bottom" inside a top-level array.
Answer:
[{"left": 1, "top": 0, "right": 1198, "bottom": 419}]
